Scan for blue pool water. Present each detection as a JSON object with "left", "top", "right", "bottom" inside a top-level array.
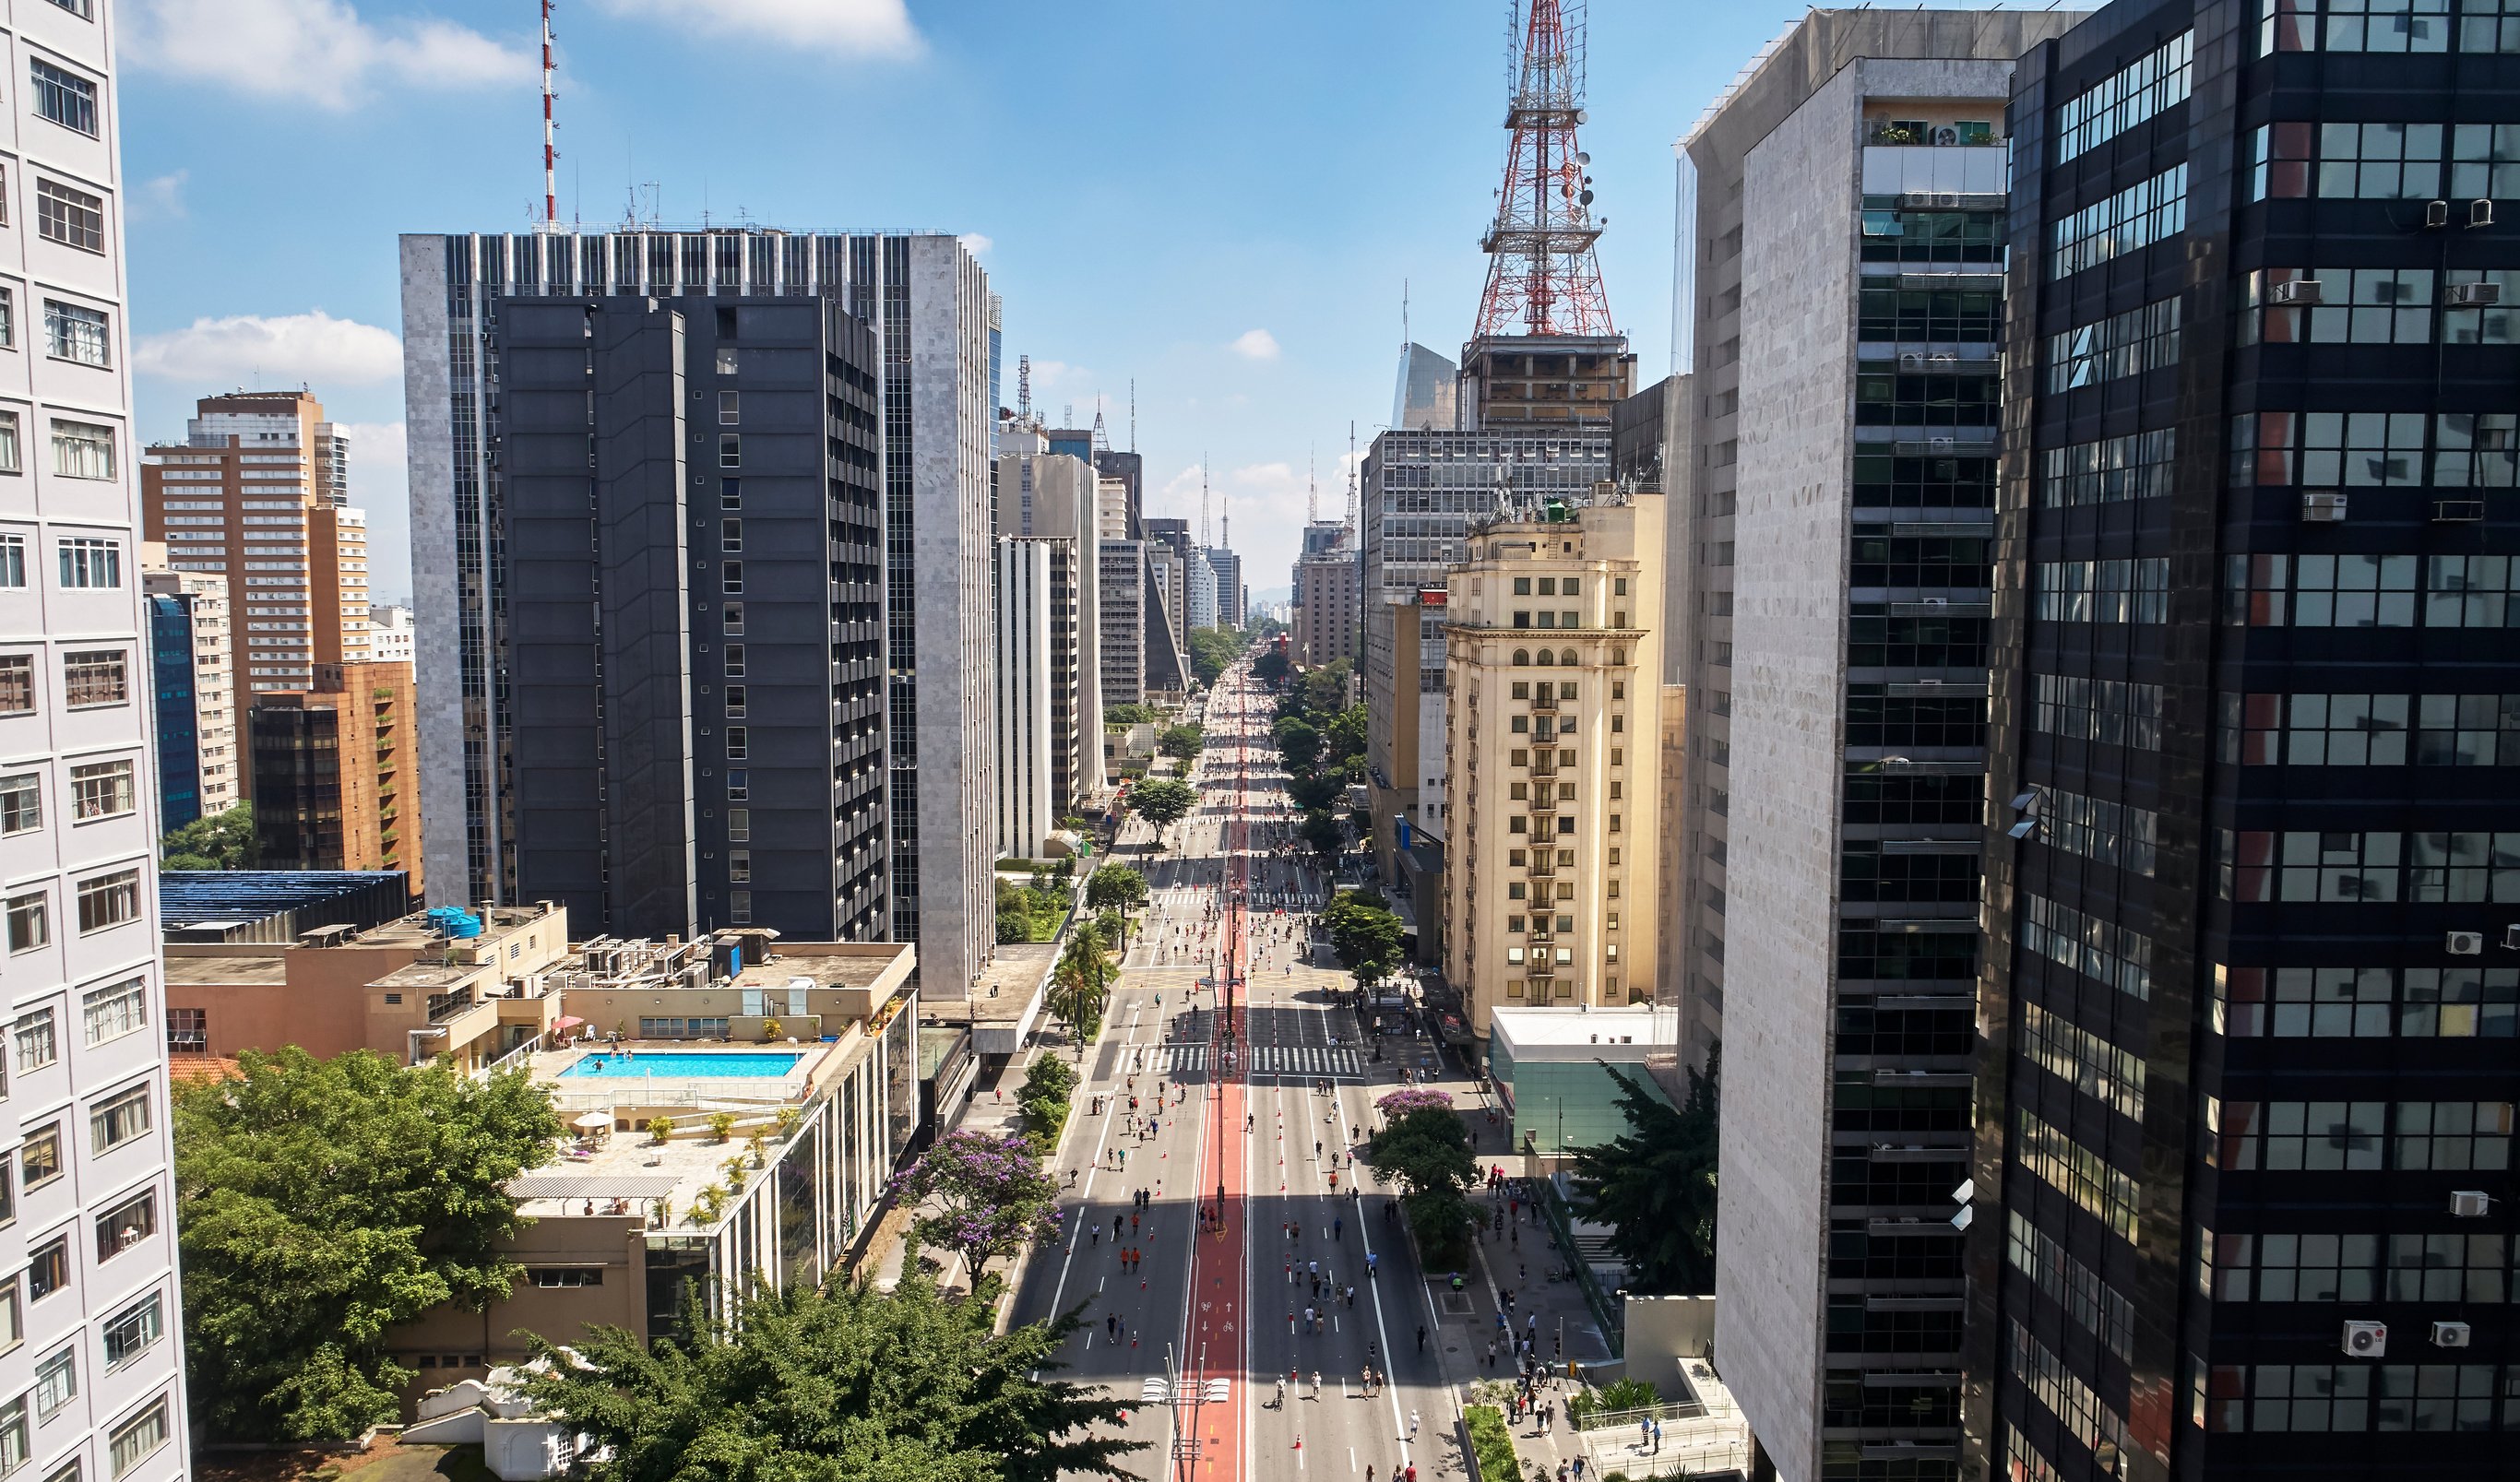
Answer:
[{"left": 559, "top": 1050, "right": 804, "bottom": 1079}]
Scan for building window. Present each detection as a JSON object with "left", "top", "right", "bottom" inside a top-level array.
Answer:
[
  {"left": 0, "top": 539, "right": 23, "bottom": 591},
  {"left": 32, "top": 1346, "right": 74, "bottom": 1417},
  {"left": 0, "top": 415, "right": 19, "bottom": 477},
  {"left": 2050, "top": 163, "right": 2186, "bottom": 279},
  {"left": 720, "top": 517, "right": 743, "bottom": 552},
  {"left": 107, "top": 1397, "right": 169, "bottom": 1478},
  {"left": 722, "top": 562, "right": 743, "bottom": 595},
  {"left": 2039, "top": 428, "right": 2177, "bottom": 506},
  {"left": 0, "top": 1279, "right": 18, "bottom": 1354},
  {"left": 725, "top": 727, "right": 747, "bottom": 760},
  {"left": 2, "top": 895, "right": 42, "bottom": 958},
  {"left": 34, "top": 180, "right": 102, "bottom": 254},
  {"left": 2033, "top": 673, "right": 2162, "bottom": 750},
  {"left": 2031, "top": 784, "right": 2158, "bottom": 875},
  {"left": 64, "top": 649, "right": 124, "bottom": 708},
  {"left": 95, "top": 1188, "right": 156, "bottom": 1262},
  {"left": 0, "top": 1398, "right": 23, "bottom": 1478},
  {"left": 45, "top": 0, "right": 92, "bottom": 18},
  {"left": 2015, "top": 1109, "right": 2141, "bottom": 1241},
  {"left": 76, "top": 869, "right": 140, "bottom": 933},
  {"left": 89, "top": 1084, "right": 149, "bottom": 1153},
  {"left": 2035, "top": 557, "right": 2169, "bottom": 622},
  {"left": 42, "top": 300, "right": 107, "bottom": 368},
  {"left": 28, "top": 61, "right": 97, "bottom": 136},
  {"left": 728, "top": 850, "right": 751, "bottom": 884},
  {"left": 0, "top": 658, "right": 29, "bottom": 718},
  {"left": 165, "top": 1007, "right": 205, "bottom": 1055},
  {"left": 21, "top": 1124, "right": 59, "bottom": 1187},
  {"left": 100, "top": 1293, "right": 160, "bottom": 1371},
  {"left": 722, "top": 602, "right": 744, "bottom": 634},
  {"left": 724, "top": 685, "right": 746, "bottom": 718},
  {"left": 68, "top": 759, "right": 132, "bottom": 821},
  {"left": 529, "top": 1268, "right": 603, "bottom": 1288},
  {"left": 13, "top": 1011, "right": 53, "bottom": 1073},
  {"left": 719, "top": 434, "right": 741, "bottom": 468},
  {"left": 26, "top": 1239, "right": 65, "bottom": 1300},
  {"left": 0, "top": 775, "right": 38, "bottom": 836},
  {"left": 82, "top": 978, "right": 145, "bottom": 1046},
  {"left": 57, "top": 537, "right": 119, "bottom": 587},
  {"left": 2055, "top": 29, "right": 2192, "bottom": 160},
  {"left": 718, "top": 391, "right": 740, "bottom": 425},
  {"left": 725, "top": 768, "right": 748, "bottom": 801},
  {"left": 726, "top": 808, "right": 750, "bottom": 843}
]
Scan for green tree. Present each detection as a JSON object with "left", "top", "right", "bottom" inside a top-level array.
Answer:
[
  {"left": 1184, "top": 626, "right": 1241, "bottom": 686},
  {"left": 1253, "top": 647, "right": 1290, "bottom": 684},
  {"left": 1365, "top": 1090, "right": 1479, "bottom": 1268},
  {"left": 174, "top": 1048, "right": 564, "bottom": 1441},
  {"left": 1566, "top": 1049, "right": 1722, "bottom": 1295},
  {"left": 1016, "top": 1053, "right": 1080, "bottom": 1141},
  {"left": 161, "top": 801, "right": 259, "bottom": 871},
  {"left": 1158, "top": 724, "right": 1205, "bottom": 763},
  {"left": 518, "top": 1271, "right": 1143, "bottom": 1482},
  {"left": 1084, "top": 864, "right": 1149, "bottom": 915},
  {"left": 1322, "top": 704, "right": 1368, "bottom": 766},
  {"left": 994, "top": 879, "right": 1038, "bottom": 945},
  {"left": 1273, "top": 716, "right": 1322, "bottom": 773},
  {"left": 890, "top": 1131, "right": 1064, "bottom": 1282},
  {"left": 1285, "top": 770, "right": 1341, "bottom": 812},
  {"left": 1299, "top": 807, "right": 1345, "bottom": 864},
  {"left": 1127, "top": 778, "right": 1196, "bottom": 836},
  {"left": 1047, "top": 922, "right": 1113, "bottom": 1050},
  {"left": 1104, "top": 702, "right": 1159, "bottom": 726},
  {"left": 1323, "top": 894, "right": 1406, "bottom": 975}
]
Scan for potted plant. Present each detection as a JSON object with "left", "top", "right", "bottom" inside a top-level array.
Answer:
[
  {"left": 646, "top": 1115, "right": 675, "bottom": 1143},
  {"left": 774, "top": 1107, "right": 802, "bottom": 1138},
  {"left": 761, "top": 1018, "right": 783, "bottom": 1041},
  {"left": 707, "top": 1110, "right": 738, "bottom": 1143}
]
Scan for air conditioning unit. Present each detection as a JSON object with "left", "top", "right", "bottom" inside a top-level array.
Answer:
[
  {"left": 2451, "top": 1190, "right": 2492, "bottom": 1217},
  {"left": 1932, "top": 125, "right": 1963, "bottom": 147},
  {"left": 2432, "top": 1321, "right": 2473, "bottom": 1349},
  {"left": 2471, "top": 198, "right": 2495, "bottom": 229},
  {"left": 2302, "top": 491, "right": 2348, "bottom": 523},
  {"left": 2343, "top": 1320, "right": 2389, "bottom": 1358},
  {"left": 2448, "top": 931, "right": 2485, "bottom": 956},
  {"left": 2448, "top": 280, "right": 2502, "bottom": 308},
  {"left": 2271, "top": 279, "right": 2324, "bottom": 305},
  {"left": 2505, "top": 923, "right": 2520, "bottom": 951},
  {"left": 1899, "top": 352, "right": 1928, "bottom": 371},
  {"left": 2428, "top": 198, "right": 2453, "bottom": 229}
]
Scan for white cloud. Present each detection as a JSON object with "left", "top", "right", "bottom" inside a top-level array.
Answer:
[
  {"left": 1230, "top": 329, "right": 1281, "bottom": 362},
  {"left": 958, "top": 232, "right": 993, "bottom": 258},
  {"left": 122, "top": 0, "right": 534, "bottom": 110},
  {"left": 135, "top": 172, "right": 188, "bottom": 221},
  {"left": 133, "top": 311, "right": 403, "bottom": 388},
  {"left": 592, "top": 0, "right": 920, "bottom": 56}
]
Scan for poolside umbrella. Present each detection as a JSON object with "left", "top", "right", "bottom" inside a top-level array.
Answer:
[
  {"left": 572, "top": 1112, "right": 612, "bottom": 1132},
  {"left": 553, "top": 1016, "right": 587, "bottom": 1031}
]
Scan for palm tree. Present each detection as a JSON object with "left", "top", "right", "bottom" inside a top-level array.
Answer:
[{"left": 1051, "top": 919, "right": 1115, "bottom": 1054}]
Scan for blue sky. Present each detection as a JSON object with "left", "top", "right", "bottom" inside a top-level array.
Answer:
[{"left": 118, "top": 0, "right": 1862, "bottom": 603}]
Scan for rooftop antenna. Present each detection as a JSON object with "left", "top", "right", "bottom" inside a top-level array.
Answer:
[
  {"left": 1200, "top": 455, "right": 1212, "bottom": 548},
  {"left": 1064, "top": 402, "right": 1076, "bottom": 427},
  {"left": 1402, "top": 278, "right": 1410, "bottom": 347},
  {"left": 1344, "top": 421, "right": 1359, "bottom": 540},
  {"left": 1308, "top": 447, "right": 1319, "bottom": 524},
  {"left": 1130, "top": 380, "right": 1137, "bottom": 452},
  {"left": 540, "top": 0, "right": 559, "bottom": 231},
  {"left": 1016, "top": 354, "right": 1032, "bottom": 421},
  {"left": 1091, "top": 397, "right": 1111, "bottom": 453}
]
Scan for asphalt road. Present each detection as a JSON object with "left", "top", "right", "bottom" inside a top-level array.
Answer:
[{"left": 1006, "top": 664, "right": 1464, "bottom": 1482}]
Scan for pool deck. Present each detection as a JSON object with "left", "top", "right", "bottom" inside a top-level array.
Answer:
[{"left": 527, "top": 1040, "right": 828, "bottom": 1114}]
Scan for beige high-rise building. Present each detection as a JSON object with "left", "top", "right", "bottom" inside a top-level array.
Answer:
[
  {"left": 1292, "top": 547, "right": 1361, "bottom": 669},
  {"left": 140, "top": 391, "right": 371, "bottom": 729},
  {"left": 1439, "top": 487, "right": 1664, "bottom": 1049}
]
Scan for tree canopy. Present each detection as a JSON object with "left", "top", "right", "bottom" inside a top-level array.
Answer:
[
  {"left": 1084, "top": 864, "right": 1148, "bottom": 913},
  {"left": 1366, "top": 1092, "right": 1479, "bottom": 1268},
  {"left": 1323, "top": 893, "right": 1405, "bottom": 977},
  {"left": 1158, "top": 724, "right": 1204, "bottom": 762},
  {"left": 1104, "top": 702, "right": 1159, "bottom": 726},
  {"left": 1184, "top": 626, "right": 1242, "bottom": 686},
  {"left": 161, "top": 801, "right": 258, "bottom": 871},
  {"left": 1127, "top": 778, "right": 1196, "bottom": 834},
  {"left": 1252, "top": 647, "right": 1290, "bottom": 684},
  {"left": 1048, "top": 921, "right": 1115, "bottom": 1050},
  {"left": 518, "top": 1272, "right": 1143, "bottom": 1482},
  {"left": 1566, "top": 1049, "right": 1721, "bottom": 1295},
  {"left": 889, "top": 1131, "right": 1063, "bottom": 1281},
  {"left": 1299, "top": 808, "right": 1345, "bottom": 864},
  {"left": 1273, "top": 717, "right": 1321, "bottom": 774},
  {"left": 174, "top": 1048, "right": 563, "bottom": 1441}
]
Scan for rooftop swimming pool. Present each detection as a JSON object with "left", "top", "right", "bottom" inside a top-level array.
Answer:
[{"left": 558, "top": 1050, "right": 805, "bottom": 1080}]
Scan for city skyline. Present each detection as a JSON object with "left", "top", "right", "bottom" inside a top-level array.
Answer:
[{"left": 110, "top": 0, "right": 1905, "bottom": 604}]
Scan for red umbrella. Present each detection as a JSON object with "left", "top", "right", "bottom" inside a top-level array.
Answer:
[{"left": 552, "top": 1016, "right": 587, "bottom": 1031}]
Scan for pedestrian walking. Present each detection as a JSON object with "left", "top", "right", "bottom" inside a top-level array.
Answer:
[
  {"left": 1417, "top": 1324, "right": 1427, "bottom": 1352},
  {"left": 1409, "top": 1409, "right": 1421, "bottom": 1442},
  {"left": 1652, "top": 1418, "right": 1663, "bottom": 1454}
]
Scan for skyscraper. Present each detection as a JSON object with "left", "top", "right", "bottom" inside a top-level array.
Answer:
[
  {"left": 1973, "top": 6, "right": 2520, "bottom": 1477},
  {"left": 0, "top": 5, "right": 191, "bottom": 1475},
  {"left": 1675, "top": 14, "right": 2080, "bottom": 1482},
  {"left": 142, "top": 561, "right": 236, "bottom": 828},
  {"left": 141, "top": 390, "right": 372, "bottom": 708},
  {"left": 994, "top": 422, "right": 1103, "bottom": 840},
  {"left": 401, "top": 229, "right": 997, "bottom": 992}
]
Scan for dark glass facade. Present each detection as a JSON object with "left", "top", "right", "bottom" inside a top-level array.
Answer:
[
  {"left": 147, "top": 593, "right": 201, "bottom": 831},
  {"left": 1973, "top": 4, "right": 2520, "bottom": 1476}
]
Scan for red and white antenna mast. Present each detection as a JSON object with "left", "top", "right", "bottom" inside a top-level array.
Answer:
[
  {"left": 1343, "top": 421, "right": 1358, "bottom": 542},
  {"left": 540, "top": 0, "right": 559, "bottom": 230},
  {"left": 1474, "top": 0, "right": 1613, "bottom": 337},
  {"left": 1200, "top": 456, "right": 1212, "bottom": 548},
  {"left": 1307, "top": 448, "right": 1319, "bottom": 524}
]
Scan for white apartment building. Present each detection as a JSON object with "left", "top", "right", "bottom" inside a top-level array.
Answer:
[
  {"left": 0, "top": 3, "right": 191, "bottom": 1477},
  {"left": 993, "top": 539, "right": 1054, "bottom": 858},
  {"left": 140, "top": 562, "right": 235, "bottom": 822},
  {"left": 365, "top": 603, "right": 412, "bottom": 665}
]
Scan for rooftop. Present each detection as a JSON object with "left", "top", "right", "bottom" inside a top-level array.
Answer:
[
  {"left": 937, "top": 943, "right": 1059, "bottom": 1024},
  {"left": 1491, "top": 1003, "right": 1667, "bottom": 1054},
  {"left": 161, "top": 951, "right": 289, "bottom": 989},
  {"left": 160, "top": 870, "right": 411, "bottom": 941}
]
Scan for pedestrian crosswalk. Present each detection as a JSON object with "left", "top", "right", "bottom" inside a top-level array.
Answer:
[{"left": 1249, "top": 1045, "right": 1363, "bottom": 1078}]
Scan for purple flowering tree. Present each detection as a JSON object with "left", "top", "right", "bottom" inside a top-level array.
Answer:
[
  {"left": 1378, "top": 1087, "right": 1455, "bottom": 1119},
  {"left": 890, "top": 1131, "right": 1063, "bottom": 1281}
]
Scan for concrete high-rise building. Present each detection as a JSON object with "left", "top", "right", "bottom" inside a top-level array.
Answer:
[
  {"left": 1967, "top": 6, "right": 2520, "bottom": 1479},
  {"left": 1097, "top": 477, "right": 1131, "bottom": 543},
  {"left": 1100, "top": 541, "right": 1146, "bottom": 714},
  {"left": 1290, "top": 519, "right": 1347, "bottom": 608},
  {"left": 1674, "top": 14, "right": 2080, "bottom": 1482},
  {"left": 365, "top": 603, "right": 413, "bottom": 664},
  {"left": 142, "top": 562, "right": 236, "bottom": 828},
  {"left": 1439, "top": 489, "right": 1665, "bottom": 1049},
  {"left": 1365, "top": 585, "right": 1447, "bottom": 942},
  {"left": 1092, "top": 449, "right": 1144, "bottom": 535},
  {"left": 993, "top": 424, "right": 1103, "bottom": 837},
  {"left": 401, "top": 229, "right": 997, "bottom": 994},
  {"left": 250, "top": 660, "right": 420, "bottom": 889},
  {"left": 1187, "top": 547, "right": 1218, "bottom": 633},
  {"left": 141, "top": 390, "right": 373, "bottom": 710},
  {"left": 993, "top": 538, "right": 1054, "bottom": 858},
  {"left": 1394, "top": 342, "right": 1460, "bottom": 431},
  {"left": 1205, "top": 545, "right": 1244, "bottom": 629},
  {"left": 0, "top": 6, "right": 193, "bottom": 1475},
  {"left": 487, "top": 291, "right": 886, "bottom": 945},
  {"left": 1291, "top": 547, "right": 1361, "bottom": 670}
]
